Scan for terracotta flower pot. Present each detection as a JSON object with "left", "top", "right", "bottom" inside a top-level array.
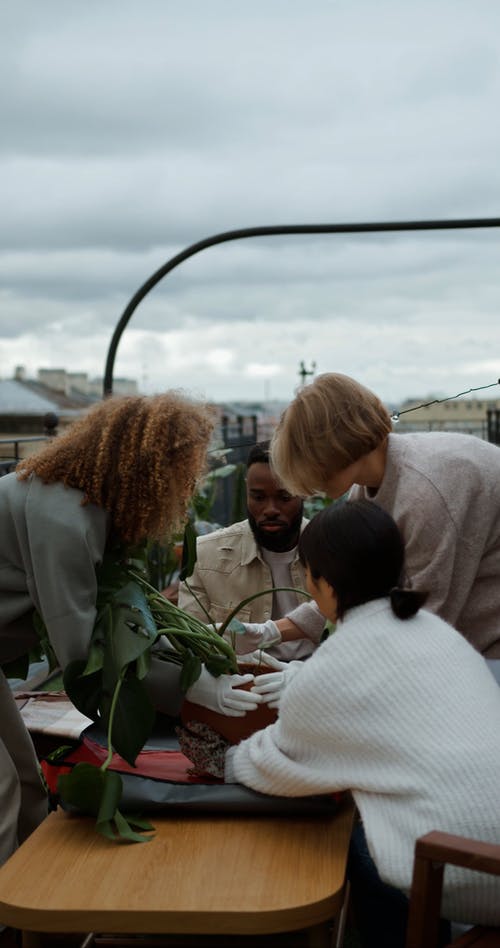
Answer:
[{"left": 180, "top": 664, "right": 278, "bottom": 744}]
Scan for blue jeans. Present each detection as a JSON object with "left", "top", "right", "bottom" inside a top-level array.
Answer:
[{"left": 347, "top": 820, "right": 451, "bottom": 948}]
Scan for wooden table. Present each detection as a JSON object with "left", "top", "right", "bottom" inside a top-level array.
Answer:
[{"left": 0, "top": 800, "right": 354, "bottom": 947}]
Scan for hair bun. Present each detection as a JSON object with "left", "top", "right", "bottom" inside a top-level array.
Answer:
[{"left": 389, "top": 586, "right": 427, "bottom": 620}]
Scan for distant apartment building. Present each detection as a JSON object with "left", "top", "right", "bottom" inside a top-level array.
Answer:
[
  {"left": 35, "top": 367, "right": 138, "bottom": 398},
  {"left": 395, "top": 396, "right": 500, "bottom": 443}
]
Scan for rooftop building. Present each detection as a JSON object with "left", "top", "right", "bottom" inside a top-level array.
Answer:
[
  {"left": 394, "top": 396, "right": 500, "bottom": 441},
  {"left": 0, "top": 366, "right": 138, "bottom": 468}
]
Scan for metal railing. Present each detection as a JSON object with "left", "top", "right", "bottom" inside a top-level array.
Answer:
[
  {"left": 0, "top": 436, "right": 52, "bottom": 476},
  {"left": 103, "top": 215, "right": 500, "bottom": 396},
  {"left": 488, "top": 409, "right": 500, "bottom": 445}
]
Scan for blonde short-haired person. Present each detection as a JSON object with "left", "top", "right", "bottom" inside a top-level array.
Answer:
[
  {"left": 178, "top": 501, "right": 500, "bottom": 948},
  {"left": 269, "top": 372, "right": 500, "bottom": 674}
]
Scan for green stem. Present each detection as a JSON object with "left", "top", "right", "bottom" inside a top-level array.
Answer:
[
  {"left": 102, "top": 670, "right": 126, "bottom": 772},
  {"left": 218, "top": 586, "right": 311, "bottom": 636},
  {"left": 136, "top": 576, "right": 217, "bottom": 637},
  {"left": 182, "top": 578, "right": 218, "bottom": 629}
]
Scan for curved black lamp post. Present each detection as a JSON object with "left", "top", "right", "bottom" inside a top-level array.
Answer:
[{"left": 103, "top": 216, "right": 500, "bottom": 396}]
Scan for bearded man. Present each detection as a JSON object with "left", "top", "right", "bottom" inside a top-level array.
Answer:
[{"left": 178, "top": 442, "right": 325, "bottom": 662}]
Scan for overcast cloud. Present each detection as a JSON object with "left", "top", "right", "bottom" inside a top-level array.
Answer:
[{"left": 1, "top": 0, "right": 500, "bottom": 406}]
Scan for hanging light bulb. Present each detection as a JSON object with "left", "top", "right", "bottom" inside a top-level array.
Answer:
[{"left": 391, "top": 412, "right": 400, "bottom": 423}]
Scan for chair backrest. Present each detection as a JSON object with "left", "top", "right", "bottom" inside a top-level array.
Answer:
[{"left": 405, "top": 830, "right": 500, "bottom": 948}]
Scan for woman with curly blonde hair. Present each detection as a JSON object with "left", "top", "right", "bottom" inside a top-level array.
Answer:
[
  {"left": 0, "top": 391, "right": 257, "bottom": 868},
  {"left": 16, "top": 391, "right": 213, "bottom": 546}
]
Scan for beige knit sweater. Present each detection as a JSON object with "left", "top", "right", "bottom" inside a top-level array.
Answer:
[{"left": 350, "top": 431, "right": 500, "bottom": 657}]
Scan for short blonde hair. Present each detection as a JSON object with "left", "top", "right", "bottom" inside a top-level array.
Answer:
[{"left": 270, "top": 373, "right": 391, "bottom": 496}]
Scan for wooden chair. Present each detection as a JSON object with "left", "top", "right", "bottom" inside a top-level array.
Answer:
[{"left": 405, "top": 830, "right": 500, "bottom": 948}]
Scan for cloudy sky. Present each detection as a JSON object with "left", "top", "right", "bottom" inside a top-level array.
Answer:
[{"left": 2, "top": 1, "right": 500, "bottom": 408}]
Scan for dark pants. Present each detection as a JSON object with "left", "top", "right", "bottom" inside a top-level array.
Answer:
[{"left": 347, "top": 820, "right": 451, "bottom": 948}]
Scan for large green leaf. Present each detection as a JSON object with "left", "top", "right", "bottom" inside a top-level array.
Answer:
[
  {"left": 58, "top": 763, "right": 121, "bottom": 817},
  {"left": 209, "top": 463, "right": 236, "bottom": 479},
  {"left": 100, "top": 674, "right": 155, "bottom": 766},
  {"left": 178, "top": 520, "right": 198, "bottom": 581},
  {"left": 82, "top": 604, "right": 109, "bottom": 676},
  {"left": 95, "top": 549, "right": 131, "bottom": 604},
  {"left": 179, "top": 651, "right": 202, "bottom": 692},
  {"left": 96, "top": 769, "right": 124, "bottom": 823},
  {"left": 112, "top": 810, "right": 154, "bottom": 843},
  {"left": 57, "top": 764, "right": 153, "bottom": 843},
  {"left": 104, "top": 604, "right": 157, "bottom": 677},
  {"left": 204, "top": 652, "right": 234, "bottom": 678},
  {"left": 63, "top": 661, "right": 102, "bottom": 722},
  {"left": 135, "top": 649, "right": 151, "bottom": 680},
  {"left": 113, "top": 581, "right": 158, "bottom": 634}
]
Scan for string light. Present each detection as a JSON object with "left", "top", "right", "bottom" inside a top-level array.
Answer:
[{"left": 390, "top": 379, "right": 500, "bottom": 423}]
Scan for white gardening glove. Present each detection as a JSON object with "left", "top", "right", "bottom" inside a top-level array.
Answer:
[
  {"left": 234, "top": 650, "right": 289, "bottom": 669},
  {"left": 250, "top": 659, "right": 304, "bottom": 709},
  {"left": 221, "top": 619, "right": 282, "bottom": 655},
  {"left": 185, "top": 665, "right": 263, "bottom": 717}
]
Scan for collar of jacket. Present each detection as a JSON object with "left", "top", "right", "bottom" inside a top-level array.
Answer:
[{"left": 240, "top": 518, "right": 309, "bottom": 567}]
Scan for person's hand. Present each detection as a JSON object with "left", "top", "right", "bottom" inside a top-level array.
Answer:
[
  {"left": 221, "top": 619, "right": 281, "bottom": 654},
  {"left": 176, "top": 720, "right": 229, "bottom": 778},
  {"left": 250, "top": 659, "right": 304, "bottom": 709},
  {"left": 185, "top": 665, "right": 263, "bottom": 717}
]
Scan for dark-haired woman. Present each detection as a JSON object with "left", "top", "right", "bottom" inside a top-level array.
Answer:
[{"left": 179, "top": 500, "right": 500, "bottom": 947}]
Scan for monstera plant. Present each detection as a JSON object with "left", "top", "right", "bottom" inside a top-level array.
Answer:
[
  {"left": 47, "top": 529, "right": 310, "bottom": 842},
  {"left": 53, "top": 535, "right": 233, "bottom": 841}
]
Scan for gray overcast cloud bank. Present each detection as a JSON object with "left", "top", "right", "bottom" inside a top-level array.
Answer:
[{"left": 1, "top": 0, "right": 500, "bottom": 405}]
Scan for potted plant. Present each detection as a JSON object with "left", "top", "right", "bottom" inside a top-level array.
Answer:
[
  {"left": 41, "top": 531, "right": 309, "bottom": 842},
  {"left": 34, "top": 451, "right": 314, "bottom": 841}
]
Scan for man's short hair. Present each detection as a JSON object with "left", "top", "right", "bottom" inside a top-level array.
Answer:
[{"left": 246, "top": 441, "right": 271, "bottom": 469}]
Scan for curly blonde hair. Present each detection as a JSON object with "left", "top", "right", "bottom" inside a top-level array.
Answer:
[
  {"left": 17, "top": 392, "right": 215, "bottom": 545},
  {"left": 271, "top": 373, "right": 392, "bottom": 496}
]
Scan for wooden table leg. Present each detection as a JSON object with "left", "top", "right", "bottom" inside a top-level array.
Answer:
[
  {"left": 21, "top": 935, "right": 94, "bottom": 948},
  {"left": 21, "top": 934, "right": 43, "bottom": 948},
  {"left": 306, "top": 921, "right": 334, "bottom": 948}
]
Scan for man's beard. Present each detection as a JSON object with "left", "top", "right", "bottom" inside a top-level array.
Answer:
[{"left": 248, "top": 506, "right": 303, "bottom": 553}]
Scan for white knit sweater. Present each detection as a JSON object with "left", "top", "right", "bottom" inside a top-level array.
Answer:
[{"left": 226, "top": 599, "right": 500, "bottom": 925}]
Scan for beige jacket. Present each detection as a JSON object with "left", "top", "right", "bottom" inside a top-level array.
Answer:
[{"left": 178, "top": 520, "right": 324, "bottom": 660}]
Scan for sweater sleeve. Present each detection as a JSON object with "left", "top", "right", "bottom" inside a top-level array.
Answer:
[
  {"left": 225, "top": 702, "right": 350, "bottom": 795},
  {"left": 282, "top": 600, "right": 326, "bottom": 642},
  {"left": 224, "top": 637, "right": 359, "bottom": 796}
]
